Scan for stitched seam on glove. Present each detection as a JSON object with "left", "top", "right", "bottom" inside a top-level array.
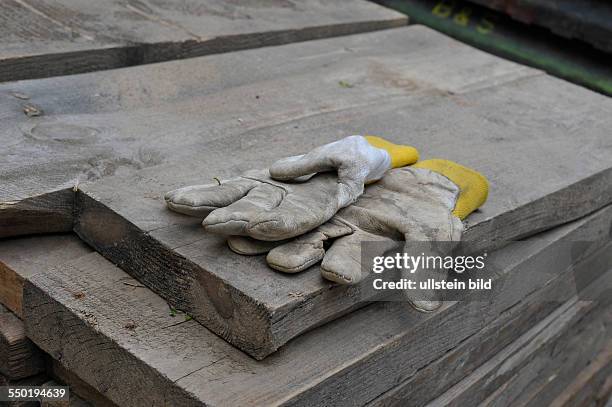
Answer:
[{"left": 320, "top": 267, "right": 354, "bottom": 284}]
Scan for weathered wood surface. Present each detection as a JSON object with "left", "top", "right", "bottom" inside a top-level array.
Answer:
[
  {"left": 549, "top": 344, "right": 612, "bottom": 407},
  {"left": 47, "top": 356, "right": 116, "bottom": 407},
  {"left": 0, "top": 304, "right": 45, "bottom": 380},
  {"left": 20, "top": 206, "right": 612, "bottom": 407},
  {"left": 514, "top": 338, "right": 611, "bottom": 407},
  {"left": 0, "top": 0, "right": 405, "bottom": 83},
  {"left": 425, "top": 274, "right": 612, "bottom": 407},
  {"left": 467, "top": 0, "right": 612, "bottom": 53},
  {"left": 46, "top": 359, "right": 117, "bottom": 407},
  {"left": 42, "top": 379, "right": 93, "bottom": 407},
  {"left": 0, "top": 372, "right": 50, "bottom": 407},
  {"left": 368, "top": 236, "right": 612, "bottom": 406},
  {"left": 3, "top": 26, "right": 612, "bottom": 357},
  {"left": 479, "top": 337, "right": 612, "bottom": 406},
  {"left": 0, "top": 234, "right": 92, "bottom": 316},
  {"left": 0, "top": 189, "right": 74, "bottom": 237}
]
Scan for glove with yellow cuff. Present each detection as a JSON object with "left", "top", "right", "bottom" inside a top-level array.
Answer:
[
  {"left": 165, "top": 136, "right": 418, "bottom": 241},
  {"left": 228, "top": 159, "right": 489, "bottom": 312}
]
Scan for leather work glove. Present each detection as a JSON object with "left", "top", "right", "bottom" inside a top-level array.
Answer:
[
  {"left": 165, "top": 136, "right": 418, "bottom": 241},
  {"left": 227, "top": 160, "right": 489, "bottom": 312}
]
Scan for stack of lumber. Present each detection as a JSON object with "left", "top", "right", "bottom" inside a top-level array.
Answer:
[
  {"left": 0, "top": 302, "right": 109, "bottom": 406},
  {"left": 0, "top": 304, "right": 44, "bottom": 380},
  {"left": 1, "top": 215, "right": 610, "bottom": 405},
  {"left": 466, "top": 0, "right": 612, "bottom": 53},
  {"left": 375, "top": 0, "right": 612, "bottom": 97},
  {"left": 1, "top": 1, "right": 611, "bottom": 405},
  {"left": 3, "top": 24, "right": 612, "bottom": 358}
]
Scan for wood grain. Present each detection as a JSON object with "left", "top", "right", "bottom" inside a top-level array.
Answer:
[
  {"left": 368, "top": 237, "right": 612, "bottom": 406},
  {"left": 42, "top": 380, "right": 93, "bottom": 407},
  {"left": 46, "top": 359, "right": 117, "bottom": 407},
  {"left": 0, "top": 372, "right": 51, "bottom": 407},
  {"left": 0, "top": 304, "right": 45, "bottom": 380},
  {"left": 3, "top": 26, "right": 612, "bottom": 358},
  {"left": 20, "top": 206, "right": 612, "bottom": 407},
  {"left": 0, "top": 189, "right": 74, "bottom": 238},
  {"left": 0, "top": 234, "right": 92, "bottom": 316},
  {"left": 549, "top": 344, "right": 612, "bottom": 407},
  {"left": 425, "top": 274, "right": 612, "bottom": 407},
  {"left": 0, "top": 0, "right": 406, "bottom": 82}
]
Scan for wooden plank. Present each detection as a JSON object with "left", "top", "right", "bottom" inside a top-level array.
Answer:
[
  {"left": 478, "top": 338, "right": 612, "bottom": 407},
  {"left": 0, "top": 304, "right": 45, "bottom": 380},
  {"left": 368, "top": 238, "right": 612, "bottom": 406},
  {"left": 0, "top": 234, "right": 92, "bottom": 316},
  {"left": 0, "top": 25, "right": 533, "bottom": 233},
  {"left": 46, "top": 360, "right": 117, "bottom": 407},
  {"left": 549, "top": 345, "right": 612, "bottom": 407},
  {"left": 511, "top": 341, "right": 612, "bottom": 407},
  {"left": 0, "top": 372, "right": 50, "bottom": 407},
  {"left": 0, "top": 189, "right": 74, "bottom": 237},
  {"left": 425, "top": 277, "right": 612, "bottom": 407},
  {"left": 18, "top": 206, "right": 612, "bottom": 407},
  {"left": 3, "top": 26, "right": 612, "bottom": 357},
  {"left": 42, "top": 380, "right": 93, "bottom": 407},
  {"left": 0, "top": 0, "right": 406, "bottom": 82}
]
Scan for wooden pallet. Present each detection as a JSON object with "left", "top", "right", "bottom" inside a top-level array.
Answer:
[
  {"left": 3, "top": 26, "right": 612, "bottom": 358},
  {"left": 8, "top": 205, "right": 610, "bottom": 406},
  {"left": 0, "top": 0, "right": 405, "bottom": 82}
]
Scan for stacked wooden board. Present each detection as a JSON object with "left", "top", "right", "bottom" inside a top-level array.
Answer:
[
  {"left": 3, "top": 25, "right": 612, "bottom": 359},
  {"left": 0, "top": 303, "right": 44, "bottom": 380},
  {"left": 0, "top": 207, "right": 608, "bottom": 406},
  {"left": 0, "top": 0, "right": 405, "bottom": 82},
  {"left": 0, "top": 8, "right": 611, "bottom": 406},
  {"left": 376, "top": 0, "right": 612, "bottom": 96},
  {"left": 0, "top": 301, "right": 114, "bottom": 406}
]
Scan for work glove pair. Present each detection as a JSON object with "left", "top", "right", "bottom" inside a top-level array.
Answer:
[
  {"left": 165, "top": 136, "right": 488, "bottom": 312},
  {"left": 165, "top": 135, "right": 418, "bottom": 240}
]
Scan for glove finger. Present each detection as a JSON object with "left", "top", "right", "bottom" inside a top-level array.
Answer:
[
  {"left": 165, "top": 177, "right": 255, "bottom": 217},
  {"left": 269, "top": 150, "right": 336, "bottom": 181},
  {"left": 227, "top": 236, "right": 285, "bottom": 255},
  {"left": 203, "top": 183, "right": 284, "bottom": 235},
  {"left": 400, "top": 240, "right": 451, "bottom": 313},
  {"left": 321, "top": 230, "right": 397, "bottom": 285},
  {"left": 267, "top": 221, "right": 353, "bottom": 273}
]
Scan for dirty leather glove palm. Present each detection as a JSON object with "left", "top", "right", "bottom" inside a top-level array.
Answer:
[
  {"left": 228, "top": 160, "right": 489, "bottom": 311},
  {"left": 164, "top": 136, "right": 418, "bottom": 241}
]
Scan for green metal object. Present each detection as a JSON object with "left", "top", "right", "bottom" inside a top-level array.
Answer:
[
  {"left": 469, "top": 0, "right": 612, "bottom": 53},
  {"left": 377, "top": 0, "right": 612, "bottom": 96}
]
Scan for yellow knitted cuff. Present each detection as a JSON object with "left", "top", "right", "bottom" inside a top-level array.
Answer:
[
  {"left": 365, "top": 135, "right": 419, "bottom": 168},
  {"left": 413, "top": 159, "right": 489, "bottom": 220}
]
